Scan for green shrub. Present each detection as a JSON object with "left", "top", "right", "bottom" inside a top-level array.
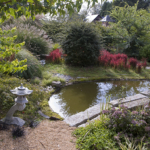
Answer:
[
  {"left": 16, "top": 49, "right": 42, "bottom": 79},
  {"left": 24, "top": 35, "right": 49, "bottom": 55},
  {"left": 43, "top": 21, "right": 66, "bottom": 43},
  {"left": 30, "top": 77, "right": 41, "bottom": 85},
  {"left": 140, "top": 45, "right": 150, "bottom": 62},
  {"left": 52, "top": 43, "right": 61, "bottom": 50},
  {"left": 73, "top": 119, "right": 117, "bottom": 150},
  {"left": 62, "top": 22, "right": 100, "bottom": 66}
]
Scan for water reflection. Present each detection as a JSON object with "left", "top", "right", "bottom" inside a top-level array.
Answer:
[{"left": 49, "top": 80, "right": 150, "bottom": 118}]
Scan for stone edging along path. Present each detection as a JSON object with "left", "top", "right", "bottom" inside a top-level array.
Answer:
[{"left": 63, "top": 91, "right": 150, "bottom": 127}]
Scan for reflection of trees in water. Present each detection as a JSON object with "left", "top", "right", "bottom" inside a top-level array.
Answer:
[
  {"left": 104, "top": 81, "right": 150, "bottom": 100},
  {"left": 57, "top": 82, "right": 98, "bottom": 117}
]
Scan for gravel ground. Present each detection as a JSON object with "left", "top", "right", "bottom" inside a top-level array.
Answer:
[{"left": 0, "top": 120, "right": 77, "bottom": 150}]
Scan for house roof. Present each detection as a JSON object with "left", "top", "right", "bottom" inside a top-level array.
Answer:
[
  {"left": 100, "top": 15, "right": 115, "bottom": 22},
  {"left": 85, "top": 14, "right": 99, "bottom": 23}
]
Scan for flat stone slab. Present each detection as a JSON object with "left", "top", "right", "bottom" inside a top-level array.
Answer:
[
  {"left": 78, "top": 115, "right": 100, "bottom": 127},
  {"left": 109, "top": 94, "right": 148, "bottom": 107},
  {"left": 123, "top": 98, "right": 150, "bottom": 109},
  {"left": 38, "top": 110, "right": 50, "bottom": 119},
  {"left": 64, "top": 103, "right": 106, "bottom": 127},
  {"left": 1, "top": 117, "right": 25, "bottom": 126},
  {"left": 141, "top": 90, "right": 150, "bottom": 97}
]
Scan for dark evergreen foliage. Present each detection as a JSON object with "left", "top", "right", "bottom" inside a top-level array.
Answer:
[
  {"left": 100, "top": 2, "right": 112, "bottom": 17},
  {"left": 12, "top": 126, "right": 25, "bottom": 138},
  {"left": 62, "top": 22, "right": 100, "bottom": 66},
  {"left": 0, "top": 122, "right": 9, "bottom": 130}
]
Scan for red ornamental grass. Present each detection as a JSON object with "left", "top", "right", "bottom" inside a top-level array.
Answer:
[
  {"left": 137, "top": 62, "right": 142, "bottom": 73},
  {"left": 141, "top": 58, "right": 147, "bottom": 69},
  {"left": 128, "top": 57, "right": 138, "bottom": 69},
  {"left": 46, "top": 49, "right": 62, "bottom": 63},
  {"left": 125, "top": 64, "right": 130, "bottom": 70},
  {"left": 99, "top": 50, "right": 128, "bottom": 69}
]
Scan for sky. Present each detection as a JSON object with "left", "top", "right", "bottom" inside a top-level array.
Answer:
[
  {"left": 44, "top": 0, "right": 113, "bottom": 20},
  {"left": 80, "top": 0, "right": 112, "bottom": 14}
]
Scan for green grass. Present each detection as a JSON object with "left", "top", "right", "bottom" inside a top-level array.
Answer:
[{"left": 43, "top": 63, "right": 150, "bottom": 80}]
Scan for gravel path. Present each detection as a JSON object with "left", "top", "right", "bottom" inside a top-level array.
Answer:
[{"left": 0, "top": 120, "right": 77, "bottom": 150}]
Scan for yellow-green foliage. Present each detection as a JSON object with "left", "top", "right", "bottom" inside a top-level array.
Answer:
[
  {"left": 0, "top": 27, "right": 27, "bottom": 74},
  {"left": 42, "top": 71, "right": 65, "bottom": 86}
]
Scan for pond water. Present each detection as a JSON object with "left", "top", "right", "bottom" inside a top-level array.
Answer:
[{"left": 49, "top": 80, "right": 150, "bottom": 118}]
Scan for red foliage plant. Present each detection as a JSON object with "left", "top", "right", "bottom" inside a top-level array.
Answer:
[
  {"left": 141, "top": 58, "right": 147, "bottom": 69},
  {"left": 98, "top": 50, "right": 128, "bottom": 69},
  {"left": 128, "top": 57, "right": 138, "bottom": 69},
  {"left": 46, "top": 49, "right": 62, "bottom": 63},
  {"left": 98, "top": 50, "right": 147, "bottom": 71},
  {"left": 137, "top": 63, "right": 142, "bottom": 73}
]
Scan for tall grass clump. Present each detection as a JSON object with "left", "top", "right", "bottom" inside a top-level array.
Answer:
[
  {"left": 43, "top": 20, "right": 66, "bottom": 43},
  {"left": 128, "top": 58, "right": 138, "bottom": 69},
  {"left": 62, "top": 22, "right": 100, "bottom": 66},
  {"left": 2, "top": 23, "right": 50, "bottom": 55},
  {"left": 16, "top": 49, "right": 42, "bottom": 79}
]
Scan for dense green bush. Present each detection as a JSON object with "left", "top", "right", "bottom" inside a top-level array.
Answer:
[
  {"left": 62, "top": 22, "right": 100, "bottom": 66},
  {"left": 140, "top": 45, "right": 150, "bottom": 62},
  {"left": 73, "top": 118, "right": 117, "bottom": 150},
  {"left": 23, "top": 35, "right": 49, "bottom": 55},
  {"left": 16, "top": 49, "right": 42, "bottom": 79}
]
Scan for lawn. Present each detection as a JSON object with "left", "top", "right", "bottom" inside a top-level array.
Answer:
[{"left": 43, "top": 63, "right": 150, "bottom": 80}]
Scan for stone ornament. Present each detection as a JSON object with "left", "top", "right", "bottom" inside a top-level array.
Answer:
[{"left": 1, "top": 83, "right": 33, "bottom": 126}]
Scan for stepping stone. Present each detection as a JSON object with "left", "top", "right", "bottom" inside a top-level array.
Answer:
[
  {"left": 64, "top": 103, "right": 106, "bottom": 127},
  {"left": 109, "top": 94, "right": 148, "bottom": 107},
  {"left": 38, "top": 110, "right": 50, "bottom": 119},
  {"left": 122, "top": 98, "right": 150, "bottom": 109},
  {"left": 78, "top": 115, "right": 100, "bottom": 127},
  {"left": 141, "top": 90, "right": 150, "bottom": 97}
]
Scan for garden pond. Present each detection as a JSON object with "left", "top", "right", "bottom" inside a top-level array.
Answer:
[{"left": 49, "top": 80, "right": 150, "bottom": 118}]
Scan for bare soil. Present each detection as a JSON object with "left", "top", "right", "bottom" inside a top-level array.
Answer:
[{"left": 0, "top": 120, "right": 77, "bottom": 150}]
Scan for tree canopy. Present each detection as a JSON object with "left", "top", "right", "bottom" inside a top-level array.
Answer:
[
  {"left": 0, "top": 0, "right": 98, "bottom": 74},
  {"left": 100, "top": 1, "right": 112, "bottom": 17},
  {"left": 0, "top": 0, "right": 98, "bottom": 23},
  {"left": 112, "top": 0, "right": 150, "bottom": 10},
  {"left": 109, "top": 2, "right": 150, "bottom": 57}
]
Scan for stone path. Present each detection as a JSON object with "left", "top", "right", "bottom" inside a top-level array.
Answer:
[
  {"left": 64, "top": 103, "right": 108, "bottom": 127},
  {"left": 109, "top": 93, "right": 149, "bottom": 109},
  {"left": 0, "top": 120, "right": 76, "bottom": 150}
]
